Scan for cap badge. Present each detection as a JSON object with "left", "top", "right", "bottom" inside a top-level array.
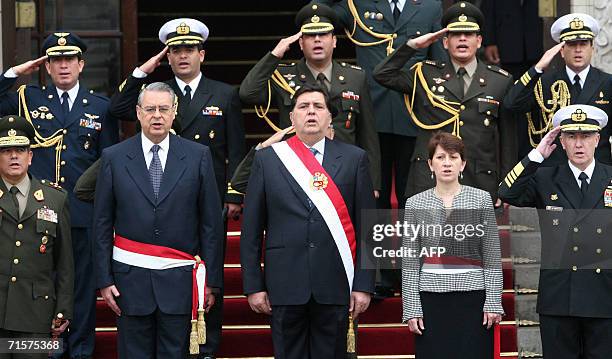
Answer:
[
  {"left": 54, "top": 32, "right": 70, "bottom": 37},
  {"left": 460, "top": 2, "right": 466, "bottom": 7},
  {"left": 311, "top": 15, "right": 320, "bottom": 23},
  {"left": 176, "top": 22, "right": 190, "bottom": 35},
  {"left": 571, "top": 109, "right": 587, "bottom": 122},
  {"left": 458, "top": 14, "right": 468, "bottom": 22},
  {"left": 570, "top": 18, "right": 584, "bottom": 30},
  {"left": 8, "top": 129, "right": 16, "bottom": 137},
  {"left": 57, "top": 37, "right": 67, "bottom": 46}
]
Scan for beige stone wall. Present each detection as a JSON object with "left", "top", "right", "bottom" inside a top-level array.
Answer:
[{"left": 570, "top": 0, "right": 612, "bottom": 73}]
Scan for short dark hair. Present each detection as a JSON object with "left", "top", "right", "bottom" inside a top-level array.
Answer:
[
  {"left": 427, "top": 132, "right": 465, "bottom": 160},
  {"left": 290, "top": 83, "right": 336, "bottom": 117}
]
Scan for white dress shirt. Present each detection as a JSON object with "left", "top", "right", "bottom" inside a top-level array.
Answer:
[
  {"left": 566, "top": 65, "right": 590, "bottom": 89},
  {"left": 389, "top": 0, "right": 406, "bottom": 12},
  {"left": 56, "top": 82, "right": 80, "bottom": 111},
  {"left": 175, "top": 72, "right": 202, "bottom": 99},
  {"left": 141, "top": 133, "right": 170, "bottom": 171},
  {"left": 528, "top": 148, "right": 595, "bottom": 188},
  {"left": 305, "top": 137, "right": 325, "bottom": 165}
]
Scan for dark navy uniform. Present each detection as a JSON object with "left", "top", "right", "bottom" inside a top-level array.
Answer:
[
  {"left": 0, "top": 33, "right": 117, "bottom": 358},
  {"left": 499, "top": 105, "right": 612, "bottom": 359},
  {"left": 0, "top": 115, "right": 73, "bottom": 359}
]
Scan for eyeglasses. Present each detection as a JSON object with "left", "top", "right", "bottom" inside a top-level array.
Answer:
[{"left": 139, "top": 105, "right": 174, "bottom": 115}]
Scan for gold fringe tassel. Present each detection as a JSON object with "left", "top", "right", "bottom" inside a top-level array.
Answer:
[
  {"left": 197, "top": 308, "right": 207, "bottom": 344},
  {"left": 347, "top": 315, "right": 356, "bottom": 353},
  {"left": 189, "top": 319, "right": 199, "bottom": 355}
]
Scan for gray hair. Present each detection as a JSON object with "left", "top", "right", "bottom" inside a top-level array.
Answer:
[{"left": 137, "top": 82, "right": 177, "bottom": 107}]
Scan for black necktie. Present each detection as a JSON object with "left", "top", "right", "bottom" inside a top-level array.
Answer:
[
  {"left": 457, "top": 67, "right": 467, "bottom": 98},
  {"left": 316, "top": 73, "right": 327, "bottom": 91},
  {"left": 183, "top": 85, "right": 192, "bottom": 105},
  {"left": 61, "top": 92, "right": 70, "bottom": 117},
  {"left": 9, "top": 186, "right": 20, "bottom": 218},
  {"left": 391, "top": 0, "right": 401, "bottom": 22},
  {"left": 579, "top": 172, "right": 589, "bottom": 197},
  {"left": 571, "top": 74, "right": 581, "bottom": 102},
  {"left": 178, "top": 85, "right": 192, "bottom": 115}
]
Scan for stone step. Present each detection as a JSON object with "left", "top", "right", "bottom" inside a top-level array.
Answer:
[
  {"left": 518, "top": 326, "right": 542, "bottom": 357},
  {"left": 513, "top": 262, "right": 541, "bottom": 290},
  {"left": 509, "top": 207, "right": 541, "bottom": 231},
  {"left": 515, "top": 293, "right": 539, "bottom": 322},
  {"left": 510, "top": 232, "right": 542, "bottom": 260}
]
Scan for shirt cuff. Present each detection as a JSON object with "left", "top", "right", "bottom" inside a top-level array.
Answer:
[
  {"left": 132, "top": 67, "right": 148, "bottom": 78},
  {"left": 528, "top": 149, "right": 544, "bottom": 163},
  {"left": 4, "top": 68, "right": 17, "bottom": 78},
  {"left": 534, "top": 66, "right": 543, "bottom": 74}
]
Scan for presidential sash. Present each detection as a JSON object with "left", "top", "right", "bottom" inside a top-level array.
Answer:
[{"left": 271, "top": 136, "right": 356, "bottom": 291}]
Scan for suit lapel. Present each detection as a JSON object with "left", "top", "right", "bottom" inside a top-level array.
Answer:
[
  {"left": 45, "top": 86, "right": 64, "bottom": 125},
  {"left": 0, "top": 180, "right": 18, "bottom": 221},
  {"left": 374, "top": 0, "right": 395, "bottom": 28},
  {"left": 462, "top": 62, "right": 486, "bottom": 103},
  {"left": 156, "top": 135, "right": 187, "bottom": 204},
  {"left": 124, "top": 135, "right": 156, "bottom": 206},
  {"left": 442, "top": 69, "right": 463, "bottom": 101},
  {"left": 577, "top": 67, "right": 604, "bottom": 104},
  {"left": 175, "top": 76, "right": 213, "bottom": 132},
  {"left": 555, "top": 164, "right": 582, "bottom": 209},
  {"left": 20, "top": 179, "right": 44, "bottom": 222},
  {"left": 395, "top": 0, "right": 420, "bottom": 30},
  {"left": 575, "top": 162, "right": 608, "bottom": 222},
  {"left": 65, "top": 86, "right": 89, "bottom": 128},
  {"left": 328, "top": 62, "right": 344, "bottom": 101},
  {"left": 277, "top": 161, "right": 313, "bottom": 211},
  {"left": 322, "top": 138, "right": 343, "bottom": 180}
]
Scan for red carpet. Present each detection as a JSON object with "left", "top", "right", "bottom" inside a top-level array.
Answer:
[{"left": 94, "top": 213, "right": 518, "bottom": 358}]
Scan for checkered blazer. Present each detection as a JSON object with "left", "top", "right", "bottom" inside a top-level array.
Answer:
[{"left": 401, "top": 185, "right": 504, "bottom": 321}]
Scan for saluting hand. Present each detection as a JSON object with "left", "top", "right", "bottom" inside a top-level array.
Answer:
[
  {"left": 271, "top": 32, "right": 302, "bottom": 59},
  {"left": 407, "top": 28, "right": 448, "bottom": 50},
  {"left": 535, "top": 42, "right": 565, "bottom": 72},
  {"left": 536, "top": 126, "right": 561, "bottom": 159},
  {"left": 11, "top": 55, "right": 48, "bottom": 76},
  {"left": 138, "top": 46, "right": 169, "bottom": 74},
  {"left": 261, "top": 126, "right": 294, "bottom": 148}
]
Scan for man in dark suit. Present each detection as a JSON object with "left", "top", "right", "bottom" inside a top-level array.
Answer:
[
  {"left": 313, "top": 0, "right": 447, "bottom": 210},
  {"left": 240, "top": 84, "right": 375, "bottom": 358},
  {"left": 94, "top": 82, "right": 224, "bottom": 358},
  {"left": 499, "top": 104, "right": 612, "bottom": 359},
  {"left": 109, "top": 18, "right": 244, "bottom": 357},
  {"left": 481, "top": 0, "right": 543, "bottom": 80},
  {"left": 0, "top": 115, "right": 73, "bottom": 358},
  {"left": 503, "top": 13, "right": 612, "bottom": 164},
  {"left": 0, "top": 33, "right": 119, "bottom": 359},
  {"left": 240, "top": 3, "right": 381, "bottom": 194},
  {"left": 373, "top": 1, "right": 516, "bottom": 203}
]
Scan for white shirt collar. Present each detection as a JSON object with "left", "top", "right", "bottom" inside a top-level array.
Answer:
[
  {"left": 568, "top": 158, "right": 595, "bottom": 186},
  {"left": 388, "top": 0, "right": 406, "bottom": 12},
  {"left": 566, "top": 65, "right": 590, "bottom": 87},
  {"left": 141, "top": 132, "right": 170, "bottom": 156},
  {"left": 56, "top": 82, "right": 80, "bottom": 104},
  {"left": 175, "top": 72, "right": 202, "bottom": 98}
]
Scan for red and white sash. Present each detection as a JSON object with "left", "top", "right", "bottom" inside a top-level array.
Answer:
[
  {"left": 271, "top": 136, "right": 356, "bottom": 291},
  {"left": 113, "top": 235, "right": 206, "bottom": 320}
]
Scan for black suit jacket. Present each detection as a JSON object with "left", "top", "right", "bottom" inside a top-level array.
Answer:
[
  {"left": 110, "top": 74, "right": 246, "bottom": 203},
  {"left": 93, "top": 134, "right": 224, "bottom": 316},
  {"left": 504, "top": 66, "right": 612, "bottom": 164},
  {"left": 240, "top": 138, "right": 376, "bottom": 306},
  {"left": 499, "top": 156, "right": 612, "bottom": 317}
]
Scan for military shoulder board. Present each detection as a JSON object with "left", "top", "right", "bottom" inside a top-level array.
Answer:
[
  {"left": 40, "top": 179, "right": 65, "bottom": 192},
  {"left": 278, "top": 62, "right": 296, "bottom": 67},
  {"left": 423, "top": 60, "right": 444, "bottom": 68},
  {"left": 486, "top": 65, "right": 510, "bottom": 77}
]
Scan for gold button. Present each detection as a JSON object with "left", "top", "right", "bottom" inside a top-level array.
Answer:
[
  {"left": 460, "top": 105, "right": 466, "bottom": 110},
  {"left": 42, "top": 236, "right": 48, "bottom": 244},
  {"left": 60, "top": 161, "right": 66, "bottom": 166},
  {"left": 573, "top": 246, "right": 579, "bottom": 252},
  {"left": 487, "top": 170, "right": 492, "bottom": 174},
  {"left": 62, "top": 129, "right": 67, "bottom": 134},
  {"left": 596, "top": 268, "right": 601, "bottom": 274},
  {"left": 393, "top": 33, "right": 397, "bottom": 39},
  {"left": 17, "top": 224, "right": 23, "bottom": 230},
  {"left": 195, "top": 134, "right": 200, "bottom": 140},
  {"left": 45, "top": 295, "right": 49, "bottom": 300},
  {"left": 484, "top": 118, "right": 490, "bottom": 126},
  {"left": 13, "top": 258, "right": 18, "bottom": 264},
  {"left": 459, "top": 121, "right": 464, "bottom": 126},
  {"left": 60, "top": 177, "right": 65, "bottom": 183},
  {"left": 597, "top": 248, "right": 602, "bottom": 254},
  {"left": 11, "top": 277, "right": 16, "bottom": 282},
  {"left": 486, "top": 110, "right": 491, "bottom": 115},
  {"left": 597, "top": 228, "right": 602, "bottom": 234},
  {"left": 572, "top": 266, "right": 577, "bottom": 271},
  {"left": 573, "top": 227, "right": 579, "bottom": 233},
  {"left": 15, "top": 241, "right": 21, "bottom": 247},
  {"left": 62, "top": 145, "right": 67, "bottom": 150}
]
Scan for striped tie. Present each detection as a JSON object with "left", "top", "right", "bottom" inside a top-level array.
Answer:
[{"left": 149, "top": 144, "right": 163, "bottom": 198}]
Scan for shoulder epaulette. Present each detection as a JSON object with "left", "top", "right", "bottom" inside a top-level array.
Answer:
[
  {"left": 486, "top": 64, "right": 510, "bottom": 78},
  {"left": 423, "top": 60, "right": 445, "bottom": 69},
  {"left": 40, "top": 179, "right": 65, "bottom": 192}
]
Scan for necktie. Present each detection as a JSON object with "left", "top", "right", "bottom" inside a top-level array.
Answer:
[
  {"left": 9, "top": 186, "right": 20, "bottom": 218},
  {"left": 178, "top": 85, "right": 192, "bottom": 115},
  {"left": 149, "top": 144, "right": 163, "bottom": 199},
  {"left": 457, "top": 67, "right": 467, "bottom": 99},
  {"left": 391, "top": 0, "right": 401, "bottom": 22},
  {"left": 571, "top": 74, "right": 581, "bottom": 102},
  {"left": 579, "top": 172, "right": 589, "bottom": 197},
  {"left": 61, "top": 92, "right": 70, "bottom": 117},
  {"left": 316, "top": 73, "right": 328, "bottom": 91}
]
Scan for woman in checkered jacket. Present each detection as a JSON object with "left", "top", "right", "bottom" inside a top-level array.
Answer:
[{"left": 401, "top": 132, "right": 504, "bottom": 358}]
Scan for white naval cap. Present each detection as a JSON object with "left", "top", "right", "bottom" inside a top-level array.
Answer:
[
  {"left": 158, "top": 18, "right": 209, "bottom": 46},
  {"left": 550, "top": 13, "right": 599, "bottom": 43},
  {"left": 552, "top": 104, "right": 608, "bottom": 132}
]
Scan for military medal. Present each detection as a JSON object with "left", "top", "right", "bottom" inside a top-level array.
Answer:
[
  {"left": 553, "top": 219, "right": 559, "bottom": 226},
  {"left": 550, "top": 193, "right": 558, "bottom": 201},
  {"left": 209, "top": 130, "right": 215, "bottom": 139},
  {"left": 83, "top": 140, "right": 90, "bottom": 150},
  {"left": 346, "top": 112, "right": 352, "bottom": 129},
  {"left": 34, "top": 189, "right": 44, "bottom": 201},
  {"left": 604, "top": 187, "right": 612, "bottom": 207},
  {"left": 375, "top": 13, "right": 383, "bottom": 20},
  {"left": 42, "top": 236, "right": 49, "bottom": 245},
  {"left": 310, "top": 172, "right": 328, "bottom": 191},
  {"left": 39, "top": 244, "right": 47, "bottom": 254},
  {"left": 433, "top": 77, "right": 445, "bottom": 85}
]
